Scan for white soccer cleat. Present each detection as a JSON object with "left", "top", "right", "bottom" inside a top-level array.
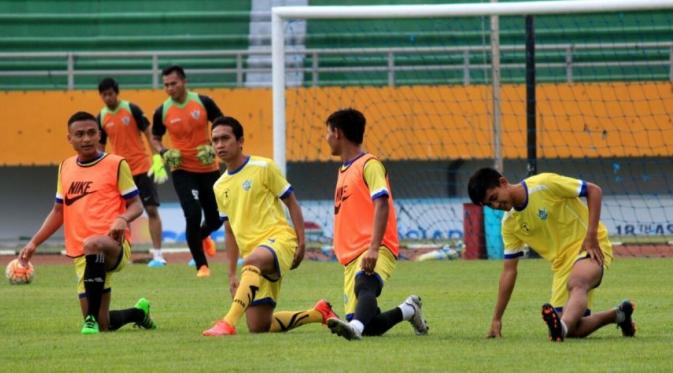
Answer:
[
  {"left": 327, "top": 318, "right": 362, "bottom": 341},
  {"left": 404, "top": 295, "right": 429, "bottom": 336}
]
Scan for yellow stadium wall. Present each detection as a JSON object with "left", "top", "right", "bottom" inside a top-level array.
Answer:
[{"left": 1, "top": 82, "right": 672, "bottom": 166}]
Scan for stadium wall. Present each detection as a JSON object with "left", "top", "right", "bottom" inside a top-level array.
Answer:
[{"left": 1, "top": 82, "right": 673, "bottom": 166}]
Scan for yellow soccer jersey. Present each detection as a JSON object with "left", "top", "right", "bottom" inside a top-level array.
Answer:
[
  {"left": 213, "top": 155, "right": 296, "bottom": 257},
  {"left": 363, "top": 158, "right": 390, "bottom": 199},
  {"left": 501, "top": 173, "right": 611, "bottom": 271}
]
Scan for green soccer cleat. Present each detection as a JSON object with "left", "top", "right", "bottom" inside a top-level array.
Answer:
[
  {"left": 134, "top": 297, "right": 157, "bottom": 330},
  {"left": 81, "top": 315, "right": 100, "bottom": 335}
]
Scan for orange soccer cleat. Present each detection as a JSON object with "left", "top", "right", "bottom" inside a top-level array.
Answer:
[
  {"left": 203, "top": 320, "right": 237, "bottom": 336},
  {"left": 196, "top": 265, "right": 211, "bottom": 278},
  {"left": 313, "top": 299, "right": 339, "bottom": 325},
  {"left": 203, "top": 237, "right": 217, "bottom": 257}
]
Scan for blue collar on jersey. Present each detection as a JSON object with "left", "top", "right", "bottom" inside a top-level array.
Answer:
[
  {"left": 226, "top": 155, "right": 250, "bottom": 175},
  {"left": 514, "top": 181, "right": 529, "bottom": 211},
  {"left": 342, "top": 152, "right": 367, "bottom": 168},
  {"left": 77, "top": 151, "right": 105, "bottom": 166}
]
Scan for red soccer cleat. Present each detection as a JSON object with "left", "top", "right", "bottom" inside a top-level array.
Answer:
[
  {"left": 202, "top": 320, "right": 237, "bottom": 336},
  {"left": 313, "top": 299, "right": 339, "bottom": 325}
]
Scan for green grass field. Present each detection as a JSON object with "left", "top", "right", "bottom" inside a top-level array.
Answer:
[{"left": 2, "top": 258, "right": 672, "bottom": 372}]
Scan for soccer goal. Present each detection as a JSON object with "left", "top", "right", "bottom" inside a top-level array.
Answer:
[{"left": 271, "top": 0, "right": 673, "bottom": 253}]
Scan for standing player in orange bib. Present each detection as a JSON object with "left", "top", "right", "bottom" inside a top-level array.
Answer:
[
  {"left": 18, "top": 111, "right": 156, "bottom": 335},
  {"left": 150, "top": 65, "right": 224, "bottom": 277},
  {"left": 323, "top": 108, "right": 428, "bottom": 341},
  {"left": 97, "top": 77, "right": 167, "bottom": 268}
]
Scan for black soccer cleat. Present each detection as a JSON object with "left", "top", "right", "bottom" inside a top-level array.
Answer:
[
  {"left": 541, "top": 303, "right": 564, "bottom": 342},
  {"left": 616, "top": 300, "right": 636, "bottom": 337}
]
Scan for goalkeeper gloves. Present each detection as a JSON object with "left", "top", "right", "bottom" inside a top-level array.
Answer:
[
  {"left": 162, "top": 148, "right": 182, "bottom": 169},
  {"left": 148, "top": 154, "right": 168, "bottom": 184},
  {"left": 196, "top": 144, "right": 216, "bottom": 165}
]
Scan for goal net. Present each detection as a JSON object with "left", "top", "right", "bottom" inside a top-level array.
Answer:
[{"left": 271, "top": 0, "right": 673, "bottom": 256}]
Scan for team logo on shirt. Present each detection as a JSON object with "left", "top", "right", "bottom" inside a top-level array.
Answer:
[
  {"left": 121, "top": 116, "right": 130, "bottom": 125},
  {"left": 191, "top": 110, "right": 201, "bottom": 120},
  {"left": 64, "top": 181, "right": 97, "bottom": 206},
  {"left": 242, "top": 180, "right": 252, "bottom": 191},
  {"left": 521, "top": 223, "right": 530, "bottom": 233},
  {"left": 538, "top": 208, "right": 548, "bottom": 220},
  {"left": 334, "top": 185, "right": 350, "bottom": 215}
]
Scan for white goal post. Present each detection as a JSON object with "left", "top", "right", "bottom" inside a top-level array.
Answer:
[{"left": 270, "top": 0, "right": 673, "bottom": 175}]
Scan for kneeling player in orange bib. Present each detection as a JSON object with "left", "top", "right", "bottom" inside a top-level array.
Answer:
[
  {"left": 18, "top": 112, "right": 156, "bottom": 335},
  {"left": 324, "top": 108, "right": 429, "bottom": 341}
]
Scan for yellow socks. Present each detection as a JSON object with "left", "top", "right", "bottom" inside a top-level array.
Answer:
[
  {"left": 223, "top": 265, "right": 261, "bottom": 326},
  {"left": 269, "top": 309, "right": 323, "bottom": 332}
]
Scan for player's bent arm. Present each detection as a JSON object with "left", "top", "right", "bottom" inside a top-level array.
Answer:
[
  {"left": 282, "top": 193, "right": 305, "bottom": 248},
  {"left": 582, "top": 182, "right": 604, "bottom": 265},
  {"left": 369, "top": 197, "right": 389, "bottom": 252},
  {"left": 584, "top": 182, "right": 603, "bottom": 238},
  {"left": 492, "top": 258, "right": 519, "bottom": 323},
  {"left": 142, "top": 128, "right": 159, "bottom": 155},
  {"left": 224, "top": 222, "right": 239, "bottom": 277},
  {"left": 123, "top": 195, "right": 143, "bottom": 223},
  {"left": 21, "top": 203, "right": 64, "bottom": 262},
  {"left": 108, "top": 196, "right": 143, "bottom": 243},
  {"left": 150, "top": 135, "right": 166, "bottom": 154}
]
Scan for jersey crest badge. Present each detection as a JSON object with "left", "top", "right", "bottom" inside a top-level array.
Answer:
[
  {"left": 538, "top": 208, "right": 548, "bottom": 220},
  {"left": 242, "top": 180, "right": 252, "bottom": 191}
]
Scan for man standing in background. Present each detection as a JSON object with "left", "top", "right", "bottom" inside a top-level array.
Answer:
[
  {"left": 98, "top": 77, "right": 167, "bottom": 268},
  {"left": 150, "top": 65, "right": 224, "bottom": 277}
]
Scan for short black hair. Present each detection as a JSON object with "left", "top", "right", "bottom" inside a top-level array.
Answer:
[
  {"left": 67, "top": 111, "right": 98, "bottom": 128},
  {"left": 212, "top": 116, "right": 244, "bottom": 140},
  {"left": 467, "top": 167, "right": 503, "bottom": 205},
  {"left": 326, "top": 108, "right": 366, "bottom": 145},
  {"left": 98, "top": 77, "right": 119, "bottom": 93},
  {"left": 162, "top": 65, "right": 186, "bottom": 79}
]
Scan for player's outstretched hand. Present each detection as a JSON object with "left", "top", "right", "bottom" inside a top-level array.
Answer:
[
  {"left": 582, "top": 235, "right": 604, "bottom": 267},
  {"left": 18, "top": 243, "right": 36, "bottom": 267},
  {"left": 360, "top": 247, "right": 379, "bottom": 274},
  {"left": 290, "top": 241, "right": 305, "bottom": 270},
  {"left": 487, "top": 319, "right": 503, "bottom": 338},
  {"left": 108, "top": 217, "right": 127, "bottom": 244},
  {"left": 148, "top": 154, "right": 168, "bottom": 184},
  {"left": 228, "top": 274, "right": 240, "bottom": 297}
]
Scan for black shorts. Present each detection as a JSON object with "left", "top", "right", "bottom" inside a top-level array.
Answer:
[{"left": 133, "top": 173, "right": 160, "bottom": 207}]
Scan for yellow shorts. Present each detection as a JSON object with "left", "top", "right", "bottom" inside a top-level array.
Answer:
[
  {"left": 74, "top": 240, "right": 131, "bottom": 297},
  {"left": 246, "top": 233, "right": 297, "bottom": 308},
  {"left": 550, "top": 241, "right": 613, "bottom": 310},
  {"left": 343, "top": 246, "right": 396, "bottom": 320}
]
